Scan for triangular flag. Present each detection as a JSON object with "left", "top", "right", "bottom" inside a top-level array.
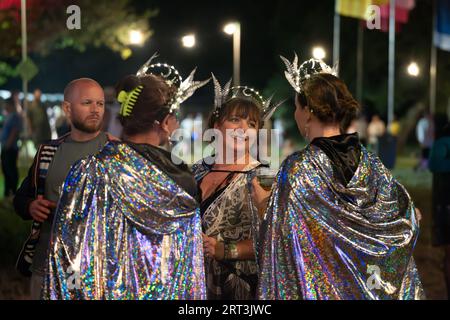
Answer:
[
  {"left": 337, "top": 0, "right": 389, "bottom": 20},
  {"left": 435, "top": 0, "right": 450, "bottom": 51}
]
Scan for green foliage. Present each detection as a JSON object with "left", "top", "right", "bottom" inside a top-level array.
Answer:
[
  {"left": 0, "top": 0, "right": 156, "bottom": 84},
  {"left": 42, "top": 0, "right": 157, "bottom": 56},
  {"left": 0, "top": 200, "right": 31, "bottom": 267},
  {"left": 0, "top": 0, "right": 157, "bottom": 59},
  {"left": 0, "top": 61, "right": 17, "bottom": 86}
]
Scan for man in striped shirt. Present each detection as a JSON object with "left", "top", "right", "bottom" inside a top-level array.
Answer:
[{"left": 14, "top": 78, "right": 113, "bottom": 299}]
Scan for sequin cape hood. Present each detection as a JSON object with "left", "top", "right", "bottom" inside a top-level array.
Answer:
[
  {"left": 257, "top": 144, "right": 424, "bottom": 300},
  {"left": 42, "top": 142, "right": 206, "bottom": 300}
]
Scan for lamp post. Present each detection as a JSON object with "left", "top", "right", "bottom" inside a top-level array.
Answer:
[
  {"left": 21, "top": 0, "right": 28, "bottom": 110},
  {"left": 407, "top": 62, "right": 420, "bottom": 77},
  {"left": 182, "top": 34, "right": 196, "bottom": 48},
  {"left": 312, "top": 46, "right": 326, "bottom": 60},
  {"left": 223, "top": 22, "right": 241, "bottom": 87}
]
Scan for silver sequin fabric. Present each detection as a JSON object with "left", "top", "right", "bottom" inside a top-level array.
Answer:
[
  {"left": 42, "top": 142, "right": 206, "bottom": 300},
  {"left": 257, "top": 145, "right": 425, "bottom": 300}
]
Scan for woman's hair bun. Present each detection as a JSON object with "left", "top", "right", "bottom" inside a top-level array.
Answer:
[{"left": 115, "top": 75, "right": 142, "bottom": 96}]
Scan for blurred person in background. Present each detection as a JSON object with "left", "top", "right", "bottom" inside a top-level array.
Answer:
[
  {"left": 367, "top": 114, "right": 386, "bottom": 154},
  {"left": 27, "top": 88, "right": 52, "bottom": 148},
  {"left": 12, "top": 90, "right": 23, "bottom": 115},
  {"left": 416, "top": 111, "right": 435, "bottom": 171},
  {"left": 347, "top": 114, "right": 368, "bottom": 146},
  {"left": 54, "top": 108, "right": 71, "bottom": 137},
  {"left": 1, "top": 98, "right": 23, "bottom": 198},
  {"left": 388, "top": 114, "right": 401, "bottom": 137},
  {"left": 429, "top": 114, "right": 450, "bottom": 299}
]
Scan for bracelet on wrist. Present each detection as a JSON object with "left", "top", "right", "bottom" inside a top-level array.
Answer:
[{"left": 223, "top": 242, "right": 239, "bottom": 261}]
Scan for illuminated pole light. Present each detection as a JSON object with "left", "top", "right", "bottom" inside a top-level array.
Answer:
[
  {"left": 312, "top": 47, "right": 326, "bottom": 60},
  {"left": 129, "top": 30, "right": 144, "bottom": 45},
  {"left": 407, "top": 62, "right": 420, "bottom": 77},
  {"left": 223, "top": 22, "right": 238, "bottom": 35},
  {"left": 223, "top": 22, "right": 241, "bottom": 86},
  {"left": 182, "top": 34, "right": 196, "bottom": 48}
]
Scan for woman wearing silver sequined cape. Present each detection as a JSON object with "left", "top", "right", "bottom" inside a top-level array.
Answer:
[
  {"left": 257, "top": 139, "right": 424, "bottom": 300},
  {"left": 41, "top": 141, "right": 205, "bottom": 300},
  {"left": 257, "top": 59, "right": 424, "bottom": 300}
]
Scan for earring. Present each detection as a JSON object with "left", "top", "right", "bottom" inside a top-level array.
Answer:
[{"left": 305, "top": 109, "right": 313, "bottom": 140}]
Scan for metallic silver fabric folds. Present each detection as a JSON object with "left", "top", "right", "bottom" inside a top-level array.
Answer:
[
  {"left": 257, "top": 145, "right": 424, "bottom": 300},
  {"left": 42, "top": 142, "right": 206, "bottom": 300}
]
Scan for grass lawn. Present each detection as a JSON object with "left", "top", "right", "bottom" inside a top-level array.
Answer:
[
  {"left": 392, "top": 160, "right": 446, "bottom": 300},
  {"left": 0, "top": 165, "right": 32, "bottom": 299}
]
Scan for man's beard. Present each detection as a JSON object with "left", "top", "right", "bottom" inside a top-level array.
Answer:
[{"left": 72, "top": 116, "right": 102, "bottom": 134}]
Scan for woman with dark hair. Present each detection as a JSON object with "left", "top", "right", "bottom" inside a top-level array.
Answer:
[
  {"left": 42, "top": 56, "right": 209, "bottom": 300},
  {"left": 256, "top": 55, "right": 424, "bottom": 300},
  {"left": 191, "top": 77, "right": 281, "bottom": 300}
]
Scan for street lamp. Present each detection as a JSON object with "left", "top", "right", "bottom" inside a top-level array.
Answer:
[
  {"left": 224, "top": 23, "right": 238, "bottom": 35},
  {"left": 129, "top": 30, "right": 144, "bottom": 45},
  {"left": 312, "top": 46, "right": 326, "bottom": 60},
  {"left": 407, "top": 62, "right": 420, "bottom": 77},
  {"left": 182, "top": 34, "right": 196, "bottom": 48},
  {"left": 223, "top": 22, "right": 241, "bottom": 86}
]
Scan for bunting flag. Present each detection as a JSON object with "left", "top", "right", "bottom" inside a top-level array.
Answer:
[
  {"left": 0, "top": 0, "right": 21, "bottom": 10},
  {"left": 435, "top": 0, "right": 450, "bottom": 51},
  {"left": 337, "top": 0, "right": 416, "bottom": 33},
  {"left": 337, "top": 0, "right": 389, "bottom": 20},
  {"left": 378, "top": 0, "right": 416, "bottom": 32},
  {"left": 0, "top": 0, "right": 41, "bottom": 22}
]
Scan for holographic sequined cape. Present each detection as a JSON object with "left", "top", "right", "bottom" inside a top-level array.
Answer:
[
  {"left": 42, "top": 142, "right": 206, "bottom": 300},
  {"left": 257, "top": 145, "right": 424, "bottom": 300}
]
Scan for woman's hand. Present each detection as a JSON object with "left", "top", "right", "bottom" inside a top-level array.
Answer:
[
  {"left": 251, "top": 177, "right": 272, "bottom": 217},
  {"left": 202, "top": 234, "right": 224, "bottom": 261}
]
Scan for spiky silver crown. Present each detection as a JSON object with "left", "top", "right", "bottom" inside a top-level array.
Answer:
[
  {"left": 136, "top": 53, "right": 210, "bottom": 114},
  {"left": 211, "top": 74, "right": 283, "bottom": 122},
  {"left": 280, "top": 53, "right": 338, "bottom": 94}
]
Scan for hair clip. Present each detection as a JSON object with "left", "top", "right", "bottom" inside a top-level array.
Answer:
[{"left": 118, "top": 85, "right": 144, "bottom": 117}]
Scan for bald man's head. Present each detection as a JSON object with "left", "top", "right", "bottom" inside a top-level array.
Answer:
[
  {"left": 64, "top": 78, "right": 102, "bottom": 102},
  {"left": 62, "top": 78, "right": 105, "bottom": 135}
]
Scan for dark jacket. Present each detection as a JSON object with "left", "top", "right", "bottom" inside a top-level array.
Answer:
[
  {"left": 14, "top": 135, "right": 67, "bottom": 220},
  {"left": 14, "top": 134, "right": 68, "bottom": 276},
  {"left": 14, "top": 133, "right": 111, "bottom": 276}
]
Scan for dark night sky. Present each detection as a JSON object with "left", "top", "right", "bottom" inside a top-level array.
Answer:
[{"left": 3, "top": 0, "right": 335, "bottom": 93}]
